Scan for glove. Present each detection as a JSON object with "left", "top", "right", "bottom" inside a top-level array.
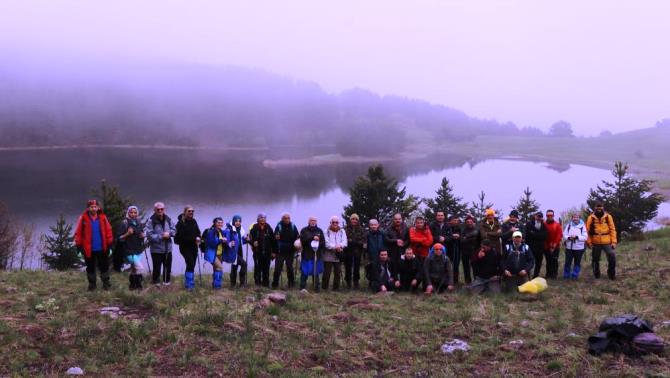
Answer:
[
  {"left": 107, "top": 247, "right": 113, "bottom": 257},
  {"left": 76, "top": 247, "right": 84, "bottom": 259}
]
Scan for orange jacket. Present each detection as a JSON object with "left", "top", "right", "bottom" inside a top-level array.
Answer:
[
  {"left": 586, "top": 212, "right": 617, "bottom": 246},
  {"left": 74, "top": 211, "right": 113, "bottom": 258},
  {"left": 409, "top": 226, "right": 433, "bottom": 258}
]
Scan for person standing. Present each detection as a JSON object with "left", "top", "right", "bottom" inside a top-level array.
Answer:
[
  {"left": 586, "top": 202, "right": 617, "bottom": 280},
  {"left": 501, "top": 210, "right": 523, "bottom": 248},
  {"left": 175, "top": 205, "right": 201, "bottom": 290},
  {"left": 445, "top": 215, "right": 462, "bottom": 284},
  {"left": 249, "top": 213, "right": 276, "bottom": 287},
  {"left": 144, "top": 202, "right": 176, "bottom": 286},
  {"left": 299, "top": 216, "right": 326, "bottom": 292},
  {"left": 343, "top": 214, "right": 366, "bottom": 290},
  {"left": 117, "top": 205, "right": 146, "bottom": 290},
  {"left": 479, "top": 208, "right": 502, "bottom": 253},
  {"left": 502, "top": 231, "right": 534, "bottom": 292},
  {"left": 543, "top": 210, "right": 563, "bottom": 279},
  {"left": 429, "top": 211, "right": 448, "bottom": 246},
  {"left": 75, "top": 199, "right": 114, "bottom": 291},
  {"left": 272, "top": 212, "right": 300, "bottom": 289},
  {"left": 366, "top": 219, "right": 385, "bottom": 264},
  {"left": 409, "top": 215, "right": 433, "bottom": 262},
  {"left": 224, "top": 215, "right": 248, "bottom": 288},
  {"left": 323, "top": 216, "right": 348, "bottom": 291},
  {"left": 525, "top": 211, "right": 548, "bottom": 278},
  {"left": 563, "top": 213, "right": 587, "bottom": 280},
  {"left": 460, "top": 215, "right": 480, "bottom": 284},
  {"left": 203, "top": 217, "right": 227, "bottom": 289},
  {"left": 384, "top": 213, "right": 409, "bottom": 270}
]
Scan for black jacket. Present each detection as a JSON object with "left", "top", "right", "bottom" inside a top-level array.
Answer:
[
  {"left": 275, "top": 221, "right": 299, "bottom": 255},
  {"left": 502, "top": 243, "right": 535, "bottom": 275},
  {"left": 471, "top": 248, "right": 502, "bottom": 279},
  {"left": 250, "top": 223, "right": 276, "bottom": 256},
  {"left": 117, "top": 217, "right": 145, "bottom": 254},
  {"left": 524, "top": 220, "right": 548, "bottom": 254},
  {"left": 367, "top": 230, "right": 385, "bottom": 263},
  {"left": 384, "top": 224, "right": 409, "bottom": 259},
  {"left": 430, "top": 221, "right": 448, "bottom": 246},
  {"left": 460, "top": 224, "right": 480, "bottom": 254},
  {"left": 423, "top": 253, "right": 454, "bottom": 287},
  {"left": 397, "top": 256, "right": 422, "bottom": 285},
  {"left": 300, "top": 226, "right": 325, "bottom": 261},
  {"left": 175, "top": 214, "right": 201, "bottom": 252},
  {"left": 501, "top": 220, "right": 524, "bottom": 247},
  {"left": 370, "top": 259, "right": 395, "bottom": 292}
]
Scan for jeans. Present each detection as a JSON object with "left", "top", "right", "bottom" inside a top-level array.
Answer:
[
  {"left": 322, "top": 261, "right": 341, "bottom": 291},
  {"left": 592, "top": 244, "right": 616, "bottom": 279},
  {"left": 343, "top": 252, "right": 361, "bottom": 288},
  {"left": 151, "top": 252, "right": 172, "bottom": 284},
  {"left": 447, "top": 244, "right": 461, "bottom": 284},
  {"left": 469, "top": 276, "right": 501, "bottom": 295},
  {"left": 563, "top": 248, "right": 584, "bottom": 279},
  {"left": 230, "top": 252, "right": 247, "bottom": 287}
]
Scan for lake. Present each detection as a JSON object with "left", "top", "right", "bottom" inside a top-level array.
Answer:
[{"left": 1, "top": 148, "right": 667, "bottom": 272}]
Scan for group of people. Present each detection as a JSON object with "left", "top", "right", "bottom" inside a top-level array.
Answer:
[{"left": 74, "top": 199, "right": 618, "bottom": 295}]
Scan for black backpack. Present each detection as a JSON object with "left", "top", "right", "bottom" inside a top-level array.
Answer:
[{"left": 199, "top": 228, "right": 210, "bottom": 253}]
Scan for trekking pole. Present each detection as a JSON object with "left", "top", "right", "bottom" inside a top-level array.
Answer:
[
  {"left": 196, "top": 240, "right": 203, "bottom": 287},
  {"left": 244, "top": 242, "right": 249, "bottom": 286},
  {"left": 144, "top": 245, "right": 151, "bottom": 275},
  {"left": 313, "top": 245, "right": 318, "bottom": 291}
]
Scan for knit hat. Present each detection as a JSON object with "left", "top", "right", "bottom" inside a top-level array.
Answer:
[
  {"left": 433, "top": 243, "right": 445, "bottom": 251},
  {"left": 232, "top": 214, "right": 242, "bottom": 223},
  {"left": 485, "top": 208, "right": 496, "bottom": 217},
  {"left": 509, "top": 210, "right": 519, "bottom": 218},
  {"left": 87, "top": 199, "right": 99, "bottom": 207},
  {"left": 350, "top": 213, "right": 360, "bottom": 221},
  {"left": 257, "top": 212, "right": 267, "bottom": 220}
]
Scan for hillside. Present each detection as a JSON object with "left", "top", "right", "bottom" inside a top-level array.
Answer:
[{"left": 1, "top": 229, "right": 669, "bottom": 376}]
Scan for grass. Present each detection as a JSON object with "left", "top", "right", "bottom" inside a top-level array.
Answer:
[{"left": 1, "top": 233, "right": 670, "bottom": 376}]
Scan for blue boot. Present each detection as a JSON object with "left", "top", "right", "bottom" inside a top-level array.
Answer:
[
  {"left": 185, "top": 272, "right": 195, "bottom": 289},
  {"left": 571, "top": 266, "right": 581, "bottom": 280},
  {"left": 212, "top": 271, "right": 222, "bottom": 289}
]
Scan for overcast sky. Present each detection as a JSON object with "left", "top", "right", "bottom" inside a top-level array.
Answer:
[{"left": 2, "top": 0, "right": 669, "bottom": 135}]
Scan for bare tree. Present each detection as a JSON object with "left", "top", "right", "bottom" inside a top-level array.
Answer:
[
  {"left": 18, "top": 224, "right": 35, "bottom": 271},
  {"left": 0, "top": 202, "right": 19, "bottom": 270}
]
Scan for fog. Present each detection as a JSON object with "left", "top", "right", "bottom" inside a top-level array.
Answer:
[{"left": 1, "top": 0, "right": 669, "bottom": 136}]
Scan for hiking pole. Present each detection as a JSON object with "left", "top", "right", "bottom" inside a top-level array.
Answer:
[
  {"left": 244, "top": 242, "right": 249, "bottom": 286},
  {"left": 196, "top": 240, "right": 203, "bottom": 287},
  {"left": 313, "top": 246, "right": 318, "bottom": 291}
]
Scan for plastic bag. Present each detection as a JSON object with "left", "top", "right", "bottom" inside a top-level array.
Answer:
[{"left": 518, "top": 277, "right": 548, "bottom": 294}]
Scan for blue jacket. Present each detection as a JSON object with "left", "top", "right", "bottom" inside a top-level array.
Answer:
[
  {"left": 367, "top": 229, "right": 385, "bottom": 263},
  {"left": 205, "top": 227, "right": 228, "bottom": 260},
  {"left": 222, "top": 223, "right": 247, "bottom": 264}
]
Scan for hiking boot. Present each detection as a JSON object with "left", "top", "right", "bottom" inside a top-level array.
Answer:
[
  {"left": 129, "top": 275, "right": 136, "bottom": 290},
  {"left": 88, "top": 282, "right": 97, "bottom": 291},
  {"left": 102, "top": 280, "right": 112, "bottom": 290}
]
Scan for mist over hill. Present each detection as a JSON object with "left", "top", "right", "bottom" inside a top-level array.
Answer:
[{"left": 0, "top": 62, "right": 525, "bottom": 156}]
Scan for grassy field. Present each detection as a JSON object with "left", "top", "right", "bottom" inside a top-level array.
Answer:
[{"left": 1, "top": 229, "right": 669, "bottom": 376}]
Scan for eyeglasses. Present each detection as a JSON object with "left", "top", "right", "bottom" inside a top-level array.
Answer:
[
  {"left": 331, "top": 221, "right": 339, "bottom": 224},
  {"left": 156, "top": 208, "right": 165, "bottom": 211},
  {"left": 187, "top": 210, "right": 194, "bottom": 213}
]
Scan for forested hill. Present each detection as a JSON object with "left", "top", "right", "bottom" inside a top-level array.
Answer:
[{"left": 0, "top": 63, "right": 523, "bottom": 156}]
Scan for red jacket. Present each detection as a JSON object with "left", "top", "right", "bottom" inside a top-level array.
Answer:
[
  {"left": 409, "top": 226, "right": 433, "bottom": 258},
  {"left": 74, "top": 211, "right": 113, "bottom": 258},
  {"left": 544, "top": 221, "right": 563, "bottom": 250}
]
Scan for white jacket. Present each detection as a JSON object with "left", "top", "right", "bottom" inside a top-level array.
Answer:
[
  {"left": 323, "top": 228, "right": 348, "bottom": 262},
  {"left": 563, "top": 221, "right": 587, "bottom": 250}
]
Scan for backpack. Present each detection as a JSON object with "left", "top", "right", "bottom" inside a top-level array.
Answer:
[
  {"left": 199, "top": 228, "right": 209, "bottom": 253},
  {"left": 633, "top": 332, "right": 665, "bottom": 355}
]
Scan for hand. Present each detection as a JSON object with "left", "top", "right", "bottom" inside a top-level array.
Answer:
[
  {"left": 519, "top": 270, "right": 527, "bottom": 277},
  {"left": 380, "top": 285, "right": 387, "bottom": 293},
  {"left": 275, "top": 234, "right": 280, "bottom": 240},
  {"left": 139, "top": 232, "right": 145, "bottom": 238},
  {"left": 447, "top": 285, "right": 454, "bottom": 291},
  {"left": 478, "top": 250, "right": 485, "bottom": 259},
  {"left": 230, "top": 241, "right": 236, "bottom": 248},
  {"left": 272, "top": 253, "right": 277, "bottom": 259},
  {"left": 611, "top": 244, "right": 616, "bottom": 250},
  {"left": 107, "top": 248, "right": 113, "bottom": 257},
  {"left": 504, "top": 270, "right": 512, "bottom": 277},
  {"left": 196, "top": 237, "right": 201, "bottom": 243},
  {"left": 127, "top": 228, "right": 134, "bottom": 235},
  {"left": 411, "top": 279, "right": 417, "bottom": 287},
  {"left": 162, "top": 232, "right": 170, "bottom": 239},
  {"left": 76, "top": 248, "right": 83, "bottom": 259},
  {"left": 439, "top": 236, "right": 445, "bottom": 243},
  {"left": 394, "top": 280, "right": 400, "bottom": 288},
  {"left": 397, "top": 240, "right": 404, "bottom": 247},
  {"left": 425, "top": 285, "right": 433, "bottom": 295},
  {"left": 511, "top": 227, "right": 518, "bottom": 232},
  {"left": 253, "top": 241, "right": 259, "bottom": 247},
  {"left": 452, "top": 234, "right": 460, "bottom": 239},
  {"left": 313, "top": 236, "right": 320, "bottom": 241},
  {"left": 363, "top": 243, "right": 367, "bottom": 249}
]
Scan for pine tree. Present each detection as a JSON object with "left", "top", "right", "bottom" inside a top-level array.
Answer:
[
  {"left": 41, "top": 215, "right": 82, "bottom": 271},
  {"left": 586, "top": 161, "right": 664, "bottom": 237},
  {"left": 423, "top": 177, "right": 467, "bottom": 223},
  {"left": 515, "top": 186, "right": 541, "bottom": 224},
  {"left": 468, "top": 190, "right": 494, "bottom": 222},
  {"left": 93, "top": 179, "right": 136, "bottom": 232},
  {"left": 343, "top": 165, "right": 421, "bottom": 226}
]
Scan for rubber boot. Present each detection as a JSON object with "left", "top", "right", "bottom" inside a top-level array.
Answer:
[
  {"left": 213, "top": 271, "right": 223, "bottom": 289},
  {"left": 185, "top": 272, "right": 195, "bottom": 290},
  {"left": 136, "top": 275, "right": 144, "bottom": 290},
  {"left": 571, "top": 266, "right": 581, "bottom": 280}
]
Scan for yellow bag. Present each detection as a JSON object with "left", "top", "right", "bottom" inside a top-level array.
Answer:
[{"left": 518, "top": 277, "right": 548, "bottom": 294}]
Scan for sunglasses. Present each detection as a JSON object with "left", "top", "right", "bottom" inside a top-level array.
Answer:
[
  {"left": 156, "top": 208, "right": 165, "bottom": 211},
  {"left": 187, "top": 210, "right": 194, "bottom": 213}
]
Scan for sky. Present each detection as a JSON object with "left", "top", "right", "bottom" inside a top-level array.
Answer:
[{"left": 1, "top": 0, "right": 669, "bottom": 135}]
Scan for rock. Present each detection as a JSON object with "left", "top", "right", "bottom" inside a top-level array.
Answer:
[
  {"left": 644, "top": 244, "right": 655, "bottom": 251},
  {"left": 299, "top": 289, "right": 309, "bottom": 294},
  {"left": 100, "top": 306, "right": 125, "bottom": 318},
  {"left": 520, "top": 320, "right": 530, "bottom": 327},
  {"left": 266, "top": 292, "right": 287, "bottom": 305},
  {"left": 245, "top": 296, "right": 256, "bottom": 303},
  {"left": 661, "top": 320, "right": 670, "bottom": 327},
  {"left": 271, "top": 315, "right": 279, "bottom": 322},
  {"left": 256, "top": 298, "right": 272, "bottom": 308},
  {"left": 66, "top": 367, "right": 84, "bottom": 375},
  {"left": 441, "top": 339, "right": 470, "bottom": 354},
  {"left": 567, "top": 332, "right": 579, "bottom": 337},
  {"left": 509, "top": 340, "right": 524, "bottom": 348},
  {"left": 5, "top": 286, "right": 17, "bottom": 293},
  {"left": 100, "top": 306, "right": 120, "bottom": 312}
]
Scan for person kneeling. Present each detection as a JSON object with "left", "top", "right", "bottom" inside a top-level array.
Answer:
[
  {"left": 469, "top": 240, "right": 502, "bottom": 295},
  {"left": 423, "top": 243, "right": 454, "bottom": 295},
  {"left": 370, "top": 251, "right": 396, "bottom": 293},
  {"left": 502, "top": 231, "right": 534, "bottom": 292},
  {"left": 396, "top": 248, "right": 422, "bottom": 293}
]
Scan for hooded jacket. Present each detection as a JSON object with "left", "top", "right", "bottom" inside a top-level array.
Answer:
[
  {"left": 479, "top": 218, "right": 502, "bottom": 251},
  {"left": 249, "top": 223, "right": 276, "bottom": 256},
  {"left": 544, "top": 220, "right": 564, "bottom": 250},
  {"left": 409, "top": 226, "right": 433, "bottom": 258},
  {"left": 423, "top": 253, "right": 454, "bottom": 287},
  {"left": 366, "top": 229, "right": 386, "bottom": 263},
  {"left": 324, "top": 227, "right": 348, "bottom": 263},
  {"left": 144, "top": 213, "right": 176, "bottom": 254},
  {"left": 586, "top": 212, "right": 617, "bottom": 246},
  {"left": 502, "top": 242, "right": 535, "bottom": 275},
  {"left": 75, "top": 210, "right": 113, "bottom": 258},
  {"left": 275, "top": 221, "right": 299, "bottom": 255},
  {"left": 300, "top": 225, "right": 326, "bottom": 261},
  {"left": 117, "top": 217, "right": 145, "bottom": 255},
  {"left": 344, "top": 224, "right": 366, "bottom": 257},
  {"left": 175, "top": 214, "right": 201, "bottom": 252},
  {"left": 563, "top": 220, "right": 587, "bottom": 250},
  {"left": 222, "top": 222, "right": 248, "bottom": 264}
]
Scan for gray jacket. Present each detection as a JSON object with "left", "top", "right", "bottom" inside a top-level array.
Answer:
[{"left": 144, "top": 214, "right": 176, "bottom": 254}]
